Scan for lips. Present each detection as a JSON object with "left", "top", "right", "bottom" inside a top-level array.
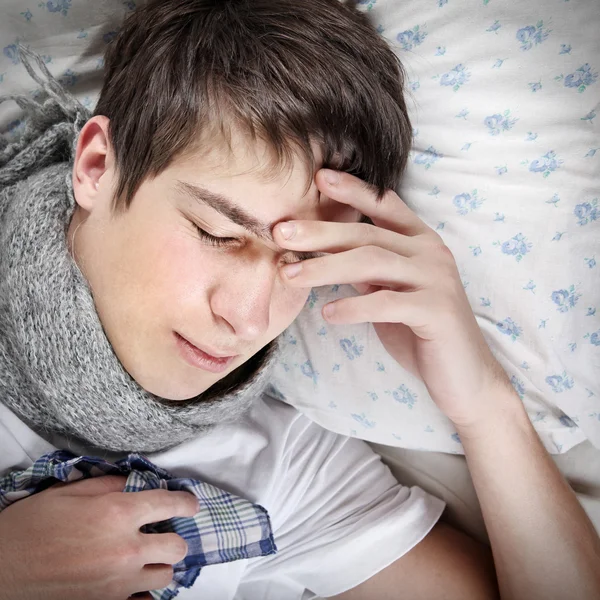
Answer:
[{"left": 174, "top": 332, "right": 237, "bottom": 374}]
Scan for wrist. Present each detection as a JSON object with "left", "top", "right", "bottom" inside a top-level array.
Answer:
[{"left": 451, "top": 380, "right": 532, "bottom": 443}]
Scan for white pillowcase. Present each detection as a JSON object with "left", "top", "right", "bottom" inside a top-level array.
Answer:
[
  {"left": 269, "top": 0, "right": 600, "bottom": 454},
  {"left": 1, "top": 0, "right": 598, "bottom": 455}
]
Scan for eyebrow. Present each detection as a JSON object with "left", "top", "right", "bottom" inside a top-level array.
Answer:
[{"left": 175, "top": 180, "right": 325, "bottom": 262}]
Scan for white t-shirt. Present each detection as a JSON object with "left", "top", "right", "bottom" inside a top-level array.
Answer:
[{"left": 0, "top": 394, "right": 445, "bottom": 600}]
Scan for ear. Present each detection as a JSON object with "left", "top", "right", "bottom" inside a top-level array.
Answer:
[{"left": 72, "top": 115, "right": 114, "bottom": 212}]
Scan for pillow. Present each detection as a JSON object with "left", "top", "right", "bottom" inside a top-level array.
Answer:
[
  {"left": 0, "top": 0, "right": 132, "bottom": 132},
  {"left": 1, "top": 0, "right": 598, "bottom": 456},
  {"left": 268, "top": 0, "right": 600, "bottom": 455}
]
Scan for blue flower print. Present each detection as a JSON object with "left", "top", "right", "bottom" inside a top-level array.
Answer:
[
  {"left": 561, "top": 64, "right": 598, "bottom": 93},
  {"left": 495, "top": 165, "right": 508, "bottom": 175},
  {"left": 21, "top": 9, "right": 33, "bottom": 21},
  {"left": 559, "top": 415, "right": 577, "bottom": 428},
  {"left": 265, "top": 384, "right": 286, "bottom": 402},
  {"left": 494, "top": 212, "right": 505, "bottom": 222},
  {"left": 496, "top": 317, "right": 522, "bottom": 341},
  {"left": 58, "top": 69, "right": 78, "bottom": 87},
  {"left": 487, "top": 20, "right": 501, "bottom": 34},
  {"left": 3, "top": 43, "right": 20, "bottom": 65},
  {"left": 439, "top": 64, "right": 471, "bottom": 91},
  {"left": 559, "top": 44, "right": 572, "bottom": 55},
  {"left": 413, "top": 146, "right": 443, "bottom": 169},
  {"left": 306, "top": 289, "right": 318, "bottom": 309},
  {"left": 526, "top": 132, "right": 538, "bottom": 141},
  {"left": 300, "top": 360, "right": 319, "bottom": 384},
  {"left": 523, "top": 280, "right": 536, "bottom": 293},
  {"left": 581, "top": 110, "right": 596, "bottom": 123},
  {"left": 511, "top": 375, "right": 526, "bottom": 399},
  {"left": 339, "top": 337, "right": 364, "bottom": 361},
  {"left": 456, "top": 108, "right": 469, "bottom": 119},
  {"left": 484, "top": 110, "right": 518, "bottom": 135},
  {"left": 551, "top": 285, "right": 581, "bottom": 313},
  {"left": 492, "top": 58, "right": 507, "bottom": 69},
  {"left": 574, "top": 199, "right": 599, "bottom": 225},
  {"left": 450, "top": 433, "right": 461, "bottom": 444},
  {"left": 546, "top": 193, "right": 560, "bottom": 206},
  {"left": 429, "top": 186, "right": 441, "bottom": 196},
  {"left": 5, "top": 119, "right": 25, "bottom": 139},
  {"left": 40, "top": 0, "right": 72, "bottom": 16},
  {"left": 397, "top": 25, "right": 427, "bottom": 51},
  {"left": 435, "top": 46, "right": 446, "bottom": 56},
  {"left": 282, "top": 331, "right": 297, "bottom": 345},
  {"left": 470, "top": 245, "right": 482, "bottom": 257},
  {"left": 438, "top": 0, "right": 448, "bottom": 6},
  {"left": 588, "top": 330, "right": 600, "bottom": 346},
  {"left": 584, "top": 257, "right": 597, "bottom": 269},
  {"left": 551, "top": 231, "right": 566, "bottom": 241},
  {"left": 368, "top": 392, "right": 378, "bottom": 401},
  {"left": 388, "top": 384, "right": 418, "bottom": 409},
  {"left": 480, "top": 297, "right": 491, "bottom": 307},
  {"left": 317, "top": 326, "right": 327, "bottom": 336},
  {"left": 546, "top": 372, "right": 574, "bottom": 393},
  {"left": 351, "top": 412, "right": 376, "bottom": 428},
  {"left": 586, "top": 307, "right": 597, "bottom": 316},
  {"left": 496, "top": 233, "right": 532, "bottom": 262},
  {"left": 528, "top": 80, "right": 542, "bottom": 92},
  {"left": 528, "top": 150, "right": 563, "bottom": 177},
  {"left": 585, "top": 148, "right": 599, "bottom": 158},
  {"left": 453, "top": 189, "right": 484, "bottom": 215},
  {"left": 516, "top": 21, "right": 551, "bottom": 51},
  {"left": 462, "top": 142, "right": 473, "bottom": 151}
]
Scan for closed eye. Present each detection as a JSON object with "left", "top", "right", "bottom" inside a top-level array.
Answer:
[
  {"left": 194, "top": 224, "right": 239, "bottom": 247},
  {"left": 194, "top": 224, "right": 323, "bottom": 263}
]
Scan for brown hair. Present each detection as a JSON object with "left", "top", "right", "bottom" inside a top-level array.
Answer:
[{"left": 94, "top": 0, "right": 412, "bottom": 212}]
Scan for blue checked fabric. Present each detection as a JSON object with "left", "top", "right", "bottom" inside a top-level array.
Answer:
[{"left": 0, "top": 450, "right": 277, "bottom": 599}]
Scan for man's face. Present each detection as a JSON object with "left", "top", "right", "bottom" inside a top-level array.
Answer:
[{"left": 69, "top": 119, "right": 358, "bottom": 400}]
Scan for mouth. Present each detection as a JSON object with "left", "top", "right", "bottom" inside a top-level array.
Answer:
[{"left": 174, "top": 332, "right": 237, "bottom": 374}]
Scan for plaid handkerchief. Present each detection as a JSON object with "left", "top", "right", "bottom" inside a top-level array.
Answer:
[{"left": 0, "top": 450, "right": 277, "bottom": 599}]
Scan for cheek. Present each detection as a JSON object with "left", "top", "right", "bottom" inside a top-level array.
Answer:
[{"left": 270, "top": 284, "right": 311, "bottom": 333}]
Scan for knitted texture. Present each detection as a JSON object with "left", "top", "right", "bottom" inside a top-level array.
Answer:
[{"left": 0, "top": 47, "right": 278, "bottom": 452}]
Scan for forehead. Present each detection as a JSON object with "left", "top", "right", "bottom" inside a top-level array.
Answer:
[{"left": 173, "top": 129, "right": 361, "bottom": 226}]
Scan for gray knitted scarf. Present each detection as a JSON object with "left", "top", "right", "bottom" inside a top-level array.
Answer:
[{"left": 0, "top": 49, "right": 278, "bottom": 453}]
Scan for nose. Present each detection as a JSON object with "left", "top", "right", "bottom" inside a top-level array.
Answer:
[{"left": 210, "top": 258, "right": 276, "bottom": 342}]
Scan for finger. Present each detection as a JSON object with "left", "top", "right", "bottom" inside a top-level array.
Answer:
[
  {"left": 316, "top": 169, "right": 431, "bottom": 237},
  {"left": 281, "top": 246, "right": 425, "bottom": 288},
  {"left": 273, "top": 219, "right": 419, "bottom": 257},
  {"left": 134, "top": 564, "right": 174, "bottom": 595},
  {"left": 118, "top": 489, "right": 199, "bottom": 527},
  {"left": 140, "top": 532, "right": 189, "bottom": 565},
  {"left": 323, "top": 289, "right": 432, "bottom": 334},
  {"left": 52, "top": 475, "right": 128, "bottom": 497}
]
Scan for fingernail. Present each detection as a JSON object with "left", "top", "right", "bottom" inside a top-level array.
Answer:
[
  {"left": 284, "top": 262, "right": 303, "bottom": 279},
  {"left": 277, "top": 222, "right": 296, "bottom": 240},
  {"left": 322, "top": 169, "right": 340, "bottom": 185}
]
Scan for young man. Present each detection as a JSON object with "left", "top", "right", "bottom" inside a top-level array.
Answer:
[{"left": 0, "top": 1, "right": 599, "bottom": 599}]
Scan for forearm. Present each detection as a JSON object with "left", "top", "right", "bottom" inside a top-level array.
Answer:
[{"left": 457, "top": 386, "right": 600, "bottom": 600}]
